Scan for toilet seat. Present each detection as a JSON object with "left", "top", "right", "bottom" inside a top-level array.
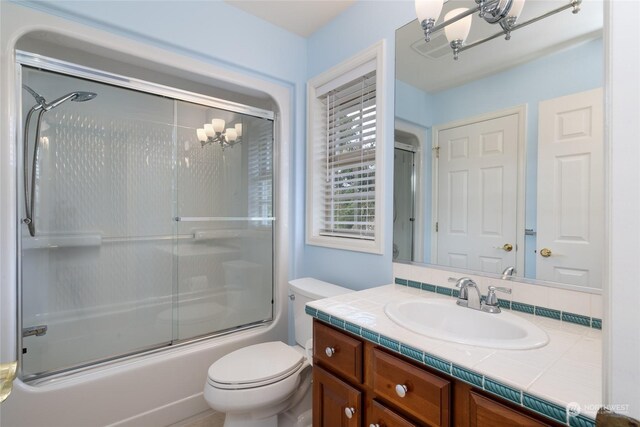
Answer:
[{"left": 207, "top": 341, "right": 305, "bottom": 390}]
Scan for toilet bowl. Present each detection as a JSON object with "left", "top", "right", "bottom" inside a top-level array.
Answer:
[{"left": 204, "top": 278, "right": 353, "bottom": 427}]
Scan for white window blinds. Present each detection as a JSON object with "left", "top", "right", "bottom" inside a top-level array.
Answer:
[
  {"left": 319, "top": 70, "right": 377, "bottom": 240},
  {"left": 248, "top": 118, "right": 273, "bottom": 226}
]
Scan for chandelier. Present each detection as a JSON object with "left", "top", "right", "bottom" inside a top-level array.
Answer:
[
  {"left": 197, "top": 119, "right": 243, "bottom": 149},
  {"left": 415, "top": 0, "right": 582, "bottom": 60}
]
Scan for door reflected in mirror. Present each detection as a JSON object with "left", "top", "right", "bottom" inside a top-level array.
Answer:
[{"left": 393, "top": 0, "right": 604, "bottom": 290}]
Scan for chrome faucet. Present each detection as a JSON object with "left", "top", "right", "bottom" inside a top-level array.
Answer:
[
  {"left": 455, "top": 277, "right": 482, "bottom": 310},
  {"left": 455, "top": 277, "right": 512, "bottom": 314},
  {"left": 501, "top": 266, "right": 516, "bottom": 280}
]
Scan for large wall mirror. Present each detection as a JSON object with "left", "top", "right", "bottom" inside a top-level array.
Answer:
[{"left": 393, "top": 0, "right": 603, "bottom": 291}]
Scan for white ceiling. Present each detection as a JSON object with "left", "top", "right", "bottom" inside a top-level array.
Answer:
[
  {"left": 224, "top": 0, "right": 356, "bottom": 37},
  {"left": 397, "top": 0, "right": 604, "bottom": 93}
]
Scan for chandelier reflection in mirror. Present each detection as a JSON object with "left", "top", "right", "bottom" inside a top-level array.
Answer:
[
  {"left": 196, "top": 119, "right": 243, "bottom": 149},
  {"left": 415, "top": 0, "right": 582, "bottom": 60}
]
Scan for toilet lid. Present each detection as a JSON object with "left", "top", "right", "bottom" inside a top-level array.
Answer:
[{"left": 208, "top": 341, "right": 305, "bottom": 390}]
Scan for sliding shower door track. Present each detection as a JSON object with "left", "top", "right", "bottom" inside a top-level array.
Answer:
[
  {"left": 23, "top": 319, "right": 272, "bottom": 385},
  {"left": 16, "top": 51, "right": 275, "bottom": 121}
]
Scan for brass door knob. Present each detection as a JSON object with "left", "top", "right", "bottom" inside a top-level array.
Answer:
[
  {"left": 502, "top": 243, "right": 513, "bottom": 252},
  {"left": 540, "top": 248, "right": 552, "bottom": 257}
]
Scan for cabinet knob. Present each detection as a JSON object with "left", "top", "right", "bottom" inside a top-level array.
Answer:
[
  {"left": 325, "top": 347, "right": 335, "bottom": 357},
  {"left": 395, "top": 384, "right": 408, "bottom": 398},
  {"left": 369, "top": 424, "right": 381, "bottom": 427},
  {"left": 344, "top": 407, "right": 356, "bottom": 419}
]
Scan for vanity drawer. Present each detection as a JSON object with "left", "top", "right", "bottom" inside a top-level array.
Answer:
[
  {"left": 367, "top": 399, "right": 419, "bottom": 427},
  {"left": 313, "top": 321, "right": 363, "bottom": 383},
  {"left": 370, "top": 347, "right": 451, "bottom": 427}
]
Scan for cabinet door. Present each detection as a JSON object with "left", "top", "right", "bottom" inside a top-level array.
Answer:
[
  {"left": 469, "top": 391, "right": 551, "bottom": 427},
  {"left": 313, "top": 364, "right": 361, "bottom": 427},
  {"left": 367, "top": 399, "right": 419, "bottom": 427}
]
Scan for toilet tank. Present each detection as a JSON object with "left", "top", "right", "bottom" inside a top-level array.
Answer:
[{"left": 289, "top": 278, "right": 353, "bottom": 347}]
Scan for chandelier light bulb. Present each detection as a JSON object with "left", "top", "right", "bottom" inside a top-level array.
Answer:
[
  {"left": 212, "top": 118, "right": 225, "bottom": 134},
  {"left": 234, "top": 123, "right": 243, "bottom": 137},
  {"left": 196, "top": 128, "right": 207, "bottom": 142},
  {"left": 415, "top": 0, "right": 443, "bottom": 23},
  {"left": 203, "top": 124, "right": 215, "bottom": 138},
  {"left": 444, "top": 8, "right": 472, "bottom": 43},
  {"left": 226, "top": 128, "right": 238, "bottom": 142},
  {"left": 508, "top": 0, "right": 525, "bottom": 19}
]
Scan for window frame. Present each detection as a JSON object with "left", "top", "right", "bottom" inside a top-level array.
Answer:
[{"left": 306, "top": 40, "right": 386, "bottom": 254}]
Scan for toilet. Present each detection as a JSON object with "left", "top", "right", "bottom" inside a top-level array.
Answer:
[{"left": 204, "top": 277, "right": 353, "bottom": 427}]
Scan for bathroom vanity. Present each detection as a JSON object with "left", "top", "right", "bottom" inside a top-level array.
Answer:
[
  {"left": 308, "top": 284, "right": 601, "bottom": 427},
  {"left": 313, "top": 320, "right": 556, "bottom": 426}
]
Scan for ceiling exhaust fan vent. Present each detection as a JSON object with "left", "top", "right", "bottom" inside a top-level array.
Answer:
[{"left": 410, "top": 32, "right": 451, "bottom": 60}]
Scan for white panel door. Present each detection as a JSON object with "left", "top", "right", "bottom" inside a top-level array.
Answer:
[
  {"left": 436, "top": 114, "right": 519, "bottom": 273},
  {"left": 537, "top": 88, "right": 603, "bottom": 287}
]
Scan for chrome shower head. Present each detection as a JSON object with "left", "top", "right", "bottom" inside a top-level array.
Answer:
[
  {"left": 73, "top": 92, "right": 97, "bottom": 102},
  {"left": 45, "top": 91, "right": 97, "bottom": 110}
]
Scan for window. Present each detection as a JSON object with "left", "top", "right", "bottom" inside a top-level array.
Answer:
[
  {"left": 248, "top": 117, "right": 274, "bottom": 227},
  {"left": 306, "top": 41, "right": 385, "bottom": 254}
]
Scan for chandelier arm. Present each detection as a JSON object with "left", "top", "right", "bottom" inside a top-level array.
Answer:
[
  {"left": 458, "top": 0, "right": 582, "bottom": 55},
  {"left": 429, "top": 0, "right": 500, "bottom": 36},
  {"left": 483, "top": 0, "right": 513, "bottom": 24}
]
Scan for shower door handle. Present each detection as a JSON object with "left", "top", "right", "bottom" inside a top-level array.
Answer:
[{"left": 22, "top": 325, "right": 47, "bottom": 337}]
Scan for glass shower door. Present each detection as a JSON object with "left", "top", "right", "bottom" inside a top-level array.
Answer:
[
  {"left": 20, "top": 67, "right": 177, "bottom": 378},
  {"left": 18, "top": 59, "right": 276, "bottom": 381},
  {"left": 174, "top": 101, "right": 274, "bottom": 340}
]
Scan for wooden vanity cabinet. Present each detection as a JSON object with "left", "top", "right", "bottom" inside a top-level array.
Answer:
[{"left": 312, "top": 320, "right": 561, "bottom": 427}]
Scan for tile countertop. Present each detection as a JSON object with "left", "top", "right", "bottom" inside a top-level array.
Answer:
[{"left": 306, "top": 284, "right": 602, "bottom": 426}]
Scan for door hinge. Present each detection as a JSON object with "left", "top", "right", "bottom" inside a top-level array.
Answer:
[
  {"left": 435, "top": 222, "right": 439, "bottom": 232},
  {"left": 432, "top": 146, "right": 440, "bottom": 158}
]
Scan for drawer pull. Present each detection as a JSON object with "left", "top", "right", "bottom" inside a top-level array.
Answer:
[
  {"left": 325, "top": 347, "right": 335, "bottom": 357},
  {"left": 344, "top": 407, "right": 356, "bottom": 419},
  {"left": 395, "top": 384, "right": 408, "bottom": 397},
  {"left": 369, "top": 424, "right": 381, "bottom": 427}
]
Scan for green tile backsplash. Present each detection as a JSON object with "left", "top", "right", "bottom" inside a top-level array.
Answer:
[{"left": 394, "top": 277, "right": 602, "bottom": 330}]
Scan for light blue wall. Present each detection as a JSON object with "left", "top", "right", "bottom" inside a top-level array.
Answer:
[
  {"left": 14, "top": 0, "right": 306, "bottom": 84},
  {"left": 395, "top": 80, "right": 433, "bottom": 128},
  {"left": 395, "top": 37, "right": 604, "bottom": 276},
  {"left": 302, "top": 1, "right": 417, "bottom": 290}
]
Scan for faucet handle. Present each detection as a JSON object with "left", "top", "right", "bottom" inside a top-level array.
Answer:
[
  {"left": 485, "top": 285, "right": 512, "bottom": 307},
  {"left": 455, "top": 277, "right": 476, "bottom": 288}
]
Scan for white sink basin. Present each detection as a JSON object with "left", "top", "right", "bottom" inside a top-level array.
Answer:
[{"left": 384, "top": 298, "right": 549, "bottom": 350}]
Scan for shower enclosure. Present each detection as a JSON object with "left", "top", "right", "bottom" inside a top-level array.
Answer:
[{"left": 17, "top": 53, "right": 275, "bottom": 380}]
